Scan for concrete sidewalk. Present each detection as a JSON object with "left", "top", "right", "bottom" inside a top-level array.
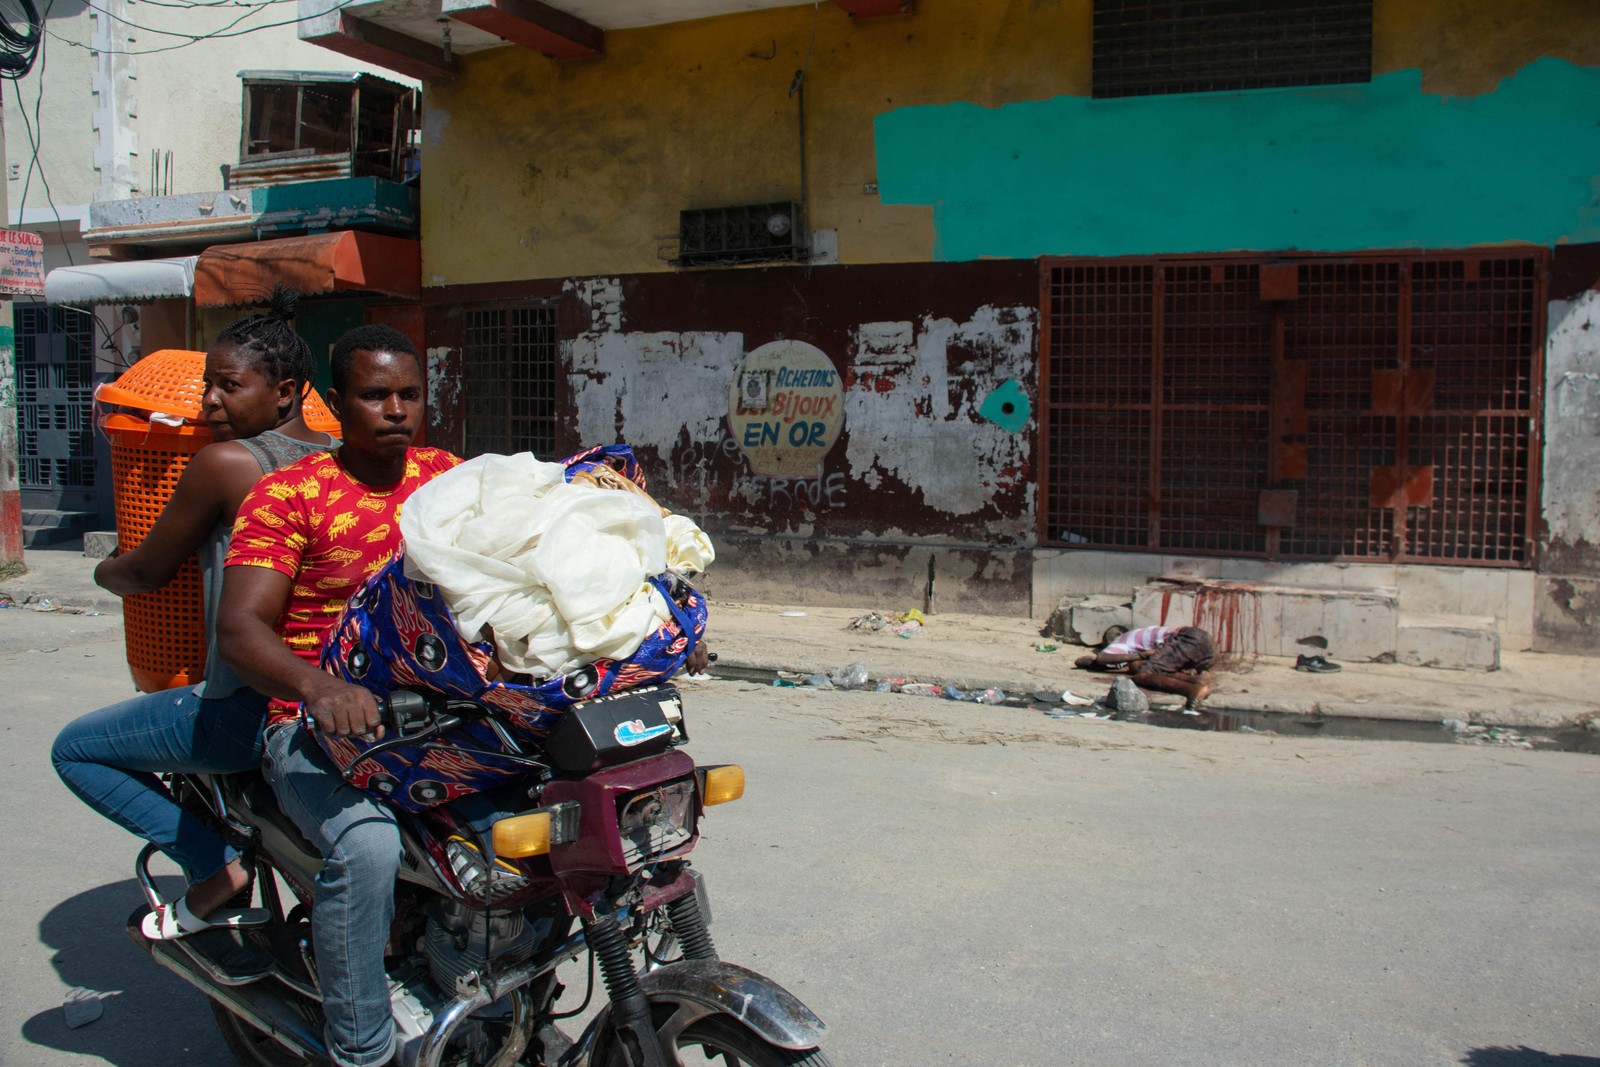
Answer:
[{"left": 6, "top": 542, "right": 1598, "bottom": 730}]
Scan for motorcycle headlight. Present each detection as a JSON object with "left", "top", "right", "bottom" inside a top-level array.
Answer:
[{"left": 618, "top": 778, "right": 696, "bottom": 869}]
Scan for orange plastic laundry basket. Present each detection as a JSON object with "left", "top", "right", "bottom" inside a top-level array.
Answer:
[
  {"left": 106, "top": 413, "right": 212, "bottom": 692},
  {"left": 100, "top": 350, "right": 342, "bottom": 692}
]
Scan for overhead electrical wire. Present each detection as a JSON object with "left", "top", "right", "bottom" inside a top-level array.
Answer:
[
  {"left": 0, "top": 0, "right": 41, "bottom": 76},
  {"left": 6, "top": 1, "right": 78, "bottom": 266},
  {"left": 47, "top": 0, "right": 357, "bottom": 56}
]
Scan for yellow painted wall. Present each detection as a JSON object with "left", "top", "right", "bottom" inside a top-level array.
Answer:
[
  {"left": 1375, "top": 0, "right": 1600, "bottom": 92},
  {"left": 422, "top": 0, "right": 1092, "bottom": 284},
  {"left": 421, "top": 0, "right": 1600, "bottom": 286}
]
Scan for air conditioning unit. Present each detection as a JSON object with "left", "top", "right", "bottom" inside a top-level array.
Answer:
[{"left": 676, "top": 202, "right": 806, "bottom": 267}]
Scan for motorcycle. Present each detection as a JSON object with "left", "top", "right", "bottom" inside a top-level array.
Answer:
[{"left": 126, "top": 680, "right": 832, "bottom": 1067}]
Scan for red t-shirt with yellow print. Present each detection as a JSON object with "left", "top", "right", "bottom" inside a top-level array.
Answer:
[{"left": 225, "top": 446, "right": 460, "bottom": 690}]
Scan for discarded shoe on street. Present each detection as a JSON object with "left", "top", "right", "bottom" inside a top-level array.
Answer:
[{"left": 1295, "top": 654, "right": 1343, "bottom": 673}]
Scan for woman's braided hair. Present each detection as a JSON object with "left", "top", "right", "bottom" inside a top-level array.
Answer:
[{"left": 215, "top": 283, "right": 315, "bottom": 393}]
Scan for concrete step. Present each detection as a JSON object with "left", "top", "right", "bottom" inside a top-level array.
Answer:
[
  {"left": 1132, "top": 578, "right": 1399, "bottom": 662},
  {"left": 1398, "top": 613, "right": 1501, "bottom": 672},
  {"left": 1068, "top": 594, "right": 1133, "bottom": 646},
  {"left": 22, "top": 508, "right": 97, "bottom": 530},
  {"left": 22, "top": 509, "right": 98, "bottom": 550},
  {"left": 22, "top": 525, "right": 86, "bottom": 548}
]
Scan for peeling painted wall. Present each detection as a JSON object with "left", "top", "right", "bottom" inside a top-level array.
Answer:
[
  {"left": 554, "top": 268, "right": 1036, "bottom": 535},
  {"left": 842, "top": 305, "right": 1035, "bottom": 519},
  {"left": 1537, "top": 286, "right": 1600, "bottom": 652},
  {"left": 425, "top": 261, "right": 1041, "bottom": 609}
]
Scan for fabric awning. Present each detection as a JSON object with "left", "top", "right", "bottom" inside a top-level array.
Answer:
[
  {"left": 44, "top": 256, "right": 197, "bottom": 307},
  {"left": 194, "top": 231, "right": 420, "bottom": 307}
]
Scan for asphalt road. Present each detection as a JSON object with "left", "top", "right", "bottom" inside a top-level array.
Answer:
[{"left": 4, "top": 608, "right": 1599, "bottom": 1066}]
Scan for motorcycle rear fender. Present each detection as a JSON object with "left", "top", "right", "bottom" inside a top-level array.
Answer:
[{"left": 571, "top": 959, "right": 827, "bottom": 1063}]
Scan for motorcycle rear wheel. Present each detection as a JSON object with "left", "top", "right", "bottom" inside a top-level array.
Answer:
[
  {"left": 601, "top": 1014, "right": 833, "bottom": 1067},
  {"left": 210, "top": 1000, "right": 327, "bottom": 1066}
]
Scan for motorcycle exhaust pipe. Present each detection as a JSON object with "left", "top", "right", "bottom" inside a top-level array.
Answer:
[{"left": 126, "top": 918, "right": 328, "bottom": 1062}]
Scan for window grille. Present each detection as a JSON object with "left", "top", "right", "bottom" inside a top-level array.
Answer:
[
  {"left": 15, "top": 304, "right": 96, "bottom": 495},
  {"left": 1092, "top": 0, "right": 1372, "bottom": 98},
  {"left": 1040, "top": 251, "right": 1544, "bottom": 565},
  {"left": 462, "top": 306, "right": 558, "bottom": 459}
]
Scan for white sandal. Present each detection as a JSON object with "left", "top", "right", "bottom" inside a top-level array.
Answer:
[{"left": 139, "top": 896, "right": 271, "bottom": 941}]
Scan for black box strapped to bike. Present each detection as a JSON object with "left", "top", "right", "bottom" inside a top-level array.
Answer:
[{"left": 545, "top": 684, "right": 686, "bottom": 775}]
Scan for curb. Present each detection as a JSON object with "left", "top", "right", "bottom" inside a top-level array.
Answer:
[{"left": 0, "top": 586, "right": 123, "bottom": 616}]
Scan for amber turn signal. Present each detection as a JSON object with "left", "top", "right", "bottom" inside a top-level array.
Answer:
[
  {"left": 491, "top": 811, "right": 554, "bottom": 858},
  {"left": 697, "top": 764, "right": 745, "bottom": 806}
]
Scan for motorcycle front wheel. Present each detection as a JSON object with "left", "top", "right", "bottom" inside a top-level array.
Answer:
[{"left": 601, "top": 1014, "right": 833, "bottom": 1067}]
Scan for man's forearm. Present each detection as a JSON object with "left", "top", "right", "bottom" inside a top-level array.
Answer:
[{"left": 220, "top": 619, "right": 339, "bottom": 704}]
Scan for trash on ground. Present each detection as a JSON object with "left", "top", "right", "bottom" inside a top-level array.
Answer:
[
  {"left": 1449, "top": 722, "right": 1535, "bottom": 749},
  {"left": 831, "top": 661, "right": 870, "bottom": 689},
  {"left": 896, "top": 609, "right": 925, "bottom": 625},
  {"left": 63, "top": 988, "right": 104, "bottom": 1028},
  {"left": 846, "top": 611, "right": 891, "bottom": 632},
  {"left": 1034, "top": 641, "right": 1057, "bottom": 653},
  {"left": 771, "top": 678, "right": 797, "bottom": 688},
  {"left": 1060, "top": 690, "right": 1095, "bottom": 707},
  {"left": 30, "top": 596, "right": 59, "bottom": 612},
  {"left": 892, "top": 619, "right": 922, "bottom": 639},
  {"left": 901, "top": 682, "right": 943, "bottom": 698},
  {"left": 779, "top": 610, "right": 807, "bottom": 618},
  {"left": 803, "top": 673, "right": 835, "bottom": 689}
]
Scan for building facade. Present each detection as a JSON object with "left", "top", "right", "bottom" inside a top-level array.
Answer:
[
  {"left": 300, "top": 0, "right": 1600, "bottom": 653},
  {"left": 4, "top": 4, "right": 415, "bottom": 541}
]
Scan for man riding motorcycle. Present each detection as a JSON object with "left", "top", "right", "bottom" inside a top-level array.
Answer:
[{"left": 217, "top": 324, "right": 458, "bottom": 1067}]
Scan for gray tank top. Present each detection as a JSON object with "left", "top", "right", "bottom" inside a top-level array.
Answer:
[{"left": 194, "top": 430, "right": 338, "bottom": 698}]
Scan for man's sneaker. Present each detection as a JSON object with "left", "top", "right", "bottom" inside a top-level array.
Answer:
[{"left": 1295, "top": 654, "right": 1343, "bottom": 673}]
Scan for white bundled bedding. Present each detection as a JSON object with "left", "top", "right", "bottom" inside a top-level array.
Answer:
[{"left": 397, "top": 452, "right": 714, "bottom": 679}]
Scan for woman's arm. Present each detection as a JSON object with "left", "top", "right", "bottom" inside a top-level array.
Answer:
[{"left": 94, "top": 443, "right": 264, "bottom": 596}]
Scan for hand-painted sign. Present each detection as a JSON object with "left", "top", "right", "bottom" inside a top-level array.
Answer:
[
  {"left": 728, "top": 340, "right": 843, "bottom": 477},
  {"left": 0, "top": 229, "right": 44, "bottom": 298}
]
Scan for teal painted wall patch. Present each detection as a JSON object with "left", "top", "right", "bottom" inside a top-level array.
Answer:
[
  {"left": 979, "top": 379, "right": 1031, "bottom": 433},
  {"left": 875, "top": 58, "right": 1600, "bottom": 260}
]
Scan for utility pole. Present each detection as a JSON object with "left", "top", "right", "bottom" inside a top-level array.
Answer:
[{"left": 0, "top": 102, "right": 21, "bottom": 568}]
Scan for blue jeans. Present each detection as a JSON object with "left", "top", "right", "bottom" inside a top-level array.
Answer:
[
  {"left": 263, "top": 724, "right": 400, "bottom": 1067},
  {"left": 52, "top": 685, "right": 270, "bottom": 884}
]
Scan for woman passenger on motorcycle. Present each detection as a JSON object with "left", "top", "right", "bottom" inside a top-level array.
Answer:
[{"left": 51, "top": 285, "right": 339, "bottom": 940}]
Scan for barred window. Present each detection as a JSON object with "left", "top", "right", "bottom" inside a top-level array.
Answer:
[
  {"left": 1040, "top": 252, "right": 1543, "bottom": 565},
  {"left": 462, "top": 305, "right": 558, "bottom": 459},
  {"left": 1093, "top": 0, "right": 1372, "bottom": 99}
]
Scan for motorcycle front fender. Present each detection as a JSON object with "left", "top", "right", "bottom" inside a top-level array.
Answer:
[{"left": 566, "top": 959, "right": 827, "bottom": 1065}]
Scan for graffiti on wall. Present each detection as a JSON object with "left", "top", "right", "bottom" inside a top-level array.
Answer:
[
  {"left": 672, "top": 426, "right": 848, "bottom": 512},
  {"left": 727, "top": 339, "right": 844, "bottom": 477}
]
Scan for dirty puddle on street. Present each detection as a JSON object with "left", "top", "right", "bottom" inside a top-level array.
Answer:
[{"left": 709, "top": 666, "right": 1600, "bottom": 756}]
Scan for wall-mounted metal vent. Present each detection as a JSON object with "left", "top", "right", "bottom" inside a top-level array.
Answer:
[{"left": 677, "top": 202, "right": 806, "bottom": 267}]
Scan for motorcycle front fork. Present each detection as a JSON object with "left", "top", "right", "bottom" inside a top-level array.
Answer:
[{"left": 583, "top": 887, "right": 718, "bottom": 1067}]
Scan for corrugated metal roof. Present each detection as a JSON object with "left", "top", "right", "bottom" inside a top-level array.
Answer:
[
  {"left": 236, "top": 69, "right": 415, "bottom": 93},
  {"left": 44, "top": 256, "right": 197, "bottom": 307}
]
